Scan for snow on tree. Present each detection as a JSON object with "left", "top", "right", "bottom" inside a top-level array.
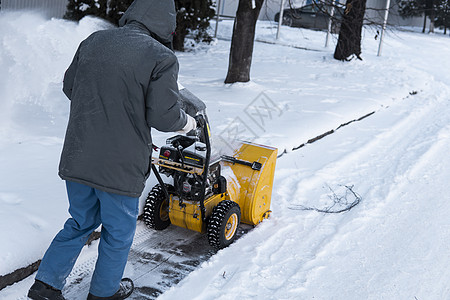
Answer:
[
  {"left": 434, "top": 0, "right": 450, "bottom": 33},
  {"left": 65, "top": 0, "right": 107, "bottom": 21},
  {"left": 173, "top": 0, "right": 215, "bottom": 51},
  {"left": 64, "top": 0, "right": 215, "bottom": 52},
  {"left": 397, "top": 0, "right": 450, "bottom": 33}
]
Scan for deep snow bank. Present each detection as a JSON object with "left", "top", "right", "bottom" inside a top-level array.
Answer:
[
  {"left": 0, "top": 11, "right": 112, "bottom": 276},
  {"left": 0, "top": 12, "right": 112, "bottom": 141}
]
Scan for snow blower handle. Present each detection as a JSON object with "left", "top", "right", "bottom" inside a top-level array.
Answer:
[
  {"left": 195, "top": 114, "right": 205, "bottom": 127},
  {"left": 193, "top": 114, "right": 210, "bottom": 222},
  {"left": 221, "top": 155, "right": 262, "bottom": 171}
]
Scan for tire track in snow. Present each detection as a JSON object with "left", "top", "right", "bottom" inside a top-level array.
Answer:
[
  {"left": 272, "top": 82, "right": 450, "bottom": 298},
  {"left": 362, "top": 124, "right": 450, "bottom": 299},
  {"left": 289, "top": 84, "right": 448, "bottom": 209}
]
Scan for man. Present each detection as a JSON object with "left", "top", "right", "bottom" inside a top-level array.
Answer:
[{"left": 28, "top": 0, "right": 196, "bottom": 299}]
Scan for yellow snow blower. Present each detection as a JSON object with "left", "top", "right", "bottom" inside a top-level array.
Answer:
[{"left": 143, "top": 88, "right": 277, "bottom": 249}]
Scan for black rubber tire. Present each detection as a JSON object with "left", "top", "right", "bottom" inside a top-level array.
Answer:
[
  {"left": 207, "top": 200, "right": 241, "bottom": 249},
  {"left": 143, "top": 184, "right": 171, "bottom": 230},
  {"left": 282, "top": 14, "right": 293, "bottom": 27}
]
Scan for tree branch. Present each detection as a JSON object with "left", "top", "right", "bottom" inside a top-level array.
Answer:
[{"left": 289, "top": 184, "right": 362, "bottom": 214}]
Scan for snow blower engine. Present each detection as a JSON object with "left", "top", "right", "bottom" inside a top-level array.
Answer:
[{"left": 143, "top": 87, "right": 277, "bottom": 249}]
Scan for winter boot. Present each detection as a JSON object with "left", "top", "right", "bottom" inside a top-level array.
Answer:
[
  {"left": 28, "top": 280, "right": 66, "bottom": 300},
  {"left": 87, "top": 278, "right": 134, "bottom": 300}
]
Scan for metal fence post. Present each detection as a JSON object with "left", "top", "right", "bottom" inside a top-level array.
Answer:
[
  {"left": 214, "top": 0, "right": 223, "bottom": 38},
  {"left": 276, "top": 0, "right": 286, "bottom": 39},
  {"left": 325, "top": 0, "right": 336, "bottom": 47},
  {"left": 377, "top": 0, "right": 391, "bottom": 56}
]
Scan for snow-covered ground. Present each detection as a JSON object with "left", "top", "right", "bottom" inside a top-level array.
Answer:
[{"left": 1, "top": 10, "right": 449, "bottom": 299}]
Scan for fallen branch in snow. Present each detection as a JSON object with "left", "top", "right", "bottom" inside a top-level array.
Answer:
[{"left": 290, "top": 184, "right": 362, "bottom": 214}]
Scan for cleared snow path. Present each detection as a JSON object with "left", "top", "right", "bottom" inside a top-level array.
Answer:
[{"left": 0, "top": 220, "right": 252, "bottom": 300}]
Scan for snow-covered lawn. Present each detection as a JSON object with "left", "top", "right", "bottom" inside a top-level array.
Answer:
[{"left": 0, "top": 11, "right": 449, "bottom": 299}]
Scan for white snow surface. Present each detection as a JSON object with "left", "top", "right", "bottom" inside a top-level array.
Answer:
[{"left": 1, "top": 11, "right": 450, "bottom": 299}]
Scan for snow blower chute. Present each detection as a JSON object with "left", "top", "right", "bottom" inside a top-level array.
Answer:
[{"left": 143, "top": 87, "right": 277, "bottom": 249}]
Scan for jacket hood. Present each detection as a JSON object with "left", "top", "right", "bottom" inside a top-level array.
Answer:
[{"left": 119, "top": 0, "right": 176, "bottom": 45}]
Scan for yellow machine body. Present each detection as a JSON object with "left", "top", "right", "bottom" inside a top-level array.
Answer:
[
  {"left": 166, "top": 142, "right": 278, "bottom": 233},
  {"left": 224, "top": 142, "right": 278, "bottom": 225},
  {"left": 168, "top": 194, "right": 224, "bottom": 233}
]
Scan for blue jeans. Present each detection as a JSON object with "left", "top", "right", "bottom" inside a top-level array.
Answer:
[{"left": 36, "top": 181, "right": 139, "bottom": 297}]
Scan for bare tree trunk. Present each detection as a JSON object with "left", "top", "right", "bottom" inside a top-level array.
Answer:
[
  {"left": 224, "top": 0, "right": 264, "bottom": 84},
  {"left": 333, "top": 0, "right": 367, "bottom": 61},
  {"left": 173, "top": 31, "right": 186, "bottom": 51},
  {"left": 425, "top": 0, "right": 435, "bottom": 33},
  {"left": 429, "top": 20, "right": 435, "bottom": 32},
  {"left": 446, "top": 3, "right": 449, "bottom": 35}
]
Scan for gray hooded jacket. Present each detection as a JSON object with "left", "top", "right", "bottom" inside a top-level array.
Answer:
[{"left": 59, "top": 0, "right": 187, "bottom": 197}]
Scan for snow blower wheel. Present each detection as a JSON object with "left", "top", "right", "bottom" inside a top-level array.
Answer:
[
  {"left": 143, "top": 184, "right": 171, "bottom": 230},
  {"left": 207, "top": 200, "right": 241, "bottom": 249}
]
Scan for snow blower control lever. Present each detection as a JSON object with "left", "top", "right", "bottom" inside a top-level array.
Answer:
[{"left": 221, "top": 155, "right": 262, "bottom": 171}]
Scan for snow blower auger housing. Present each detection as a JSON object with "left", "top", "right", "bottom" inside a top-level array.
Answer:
[{"left": 143, "top": 87, "right": 277, "bottom": 249}]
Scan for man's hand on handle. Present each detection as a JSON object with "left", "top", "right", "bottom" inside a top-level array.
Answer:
[{"left": 177, "top": 114, "right": 197, "bottom": 134}]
